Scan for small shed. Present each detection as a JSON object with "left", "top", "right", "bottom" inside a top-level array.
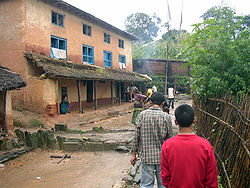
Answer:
[{"left": 0, "top": 66, "right": 26, "bottom": 134}]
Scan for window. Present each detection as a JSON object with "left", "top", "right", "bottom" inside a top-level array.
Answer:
[
  {"left": 50, "top": 36, "right": 67, "bottom": 59},
  {"left": 83, "top": 45, "right": 94, "bottom": 64},
  {"left": 118, "top": 39, "right": 124, "bottom": 48},
  {"left": 51, "top": 11, "right": 64, "bottom": 27},
  {"left": 104, "top": 33, "right": 110, "bottom": 44},
  {"left": 103, "top": 50, "right": 112, "bottom": 67},
  {"left": 119, "top": 55, "right": 126, "bottom": 69},
  {"left": 83, "top": 24, "right": 92, "bottom": 36}
]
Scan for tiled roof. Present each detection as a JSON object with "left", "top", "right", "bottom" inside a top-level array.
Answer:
[
  {"left": 24, "top": 52, "right": 150, "bottom": 82},
  {"left": 0, "top": 66, "right": 26, "bottom": 91}
]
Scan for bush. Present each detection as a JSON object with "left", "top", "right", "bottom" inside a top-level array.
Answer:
[
  {"left": 146, "top": 74, "right": 166, "bottom": 93},
  {"left": 13, "top": 119, "right": 27, "bottom": 128},
  {"left": 175, "top": 75, "right": 191, "bottom": 93},
  {"left": 28, "top": 119, "right": 44, "bottom": 128},
  {"left": 182, "top": 6, "right": 249, "bottom": 99}
]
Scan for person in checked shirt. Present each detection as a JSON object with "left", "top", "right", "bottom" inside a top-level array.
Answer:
[{"left": 130, "top": 91, "right": 173, "bottom": 188}]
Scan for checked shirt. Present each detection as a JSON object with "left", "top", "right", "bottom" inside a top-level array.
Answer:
[{"left": 131, "top": 106, "right": 173, "bottom": 165}]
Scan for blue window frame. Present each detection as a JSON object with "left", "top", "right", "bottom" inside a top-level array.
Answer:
[
  {"left": 83, "top": 44, "right": 94, "bottom": 64},
  {"left": 118, "top": 39, "right": 124, "bottom": 48},
  {"left": 103, "top": 50, "right": 112, "bottom": 67},
  {"left": 50, "top": 36, "right": 67, "bottom": 59},
  {"left": 83, "top": 24, "right": 92, "bottom": 36},
  {"left": 51, "top": 11, "right": 64, "bottom": 27},
  {"left": 119, "top": 55, "right": 126, "bottom": 69},
  {"left": 104, "top": 33, "right": 110, "bottom": 44}
]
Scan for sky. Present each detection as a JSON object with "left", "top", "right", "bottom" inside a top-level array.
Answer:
[{"left": 64, "top": 0, "right": 249, "bottom": 36}]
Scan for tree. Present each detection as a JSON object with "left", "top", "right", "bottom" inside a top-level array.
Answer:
[
  {"left": 182, "top": 6, "right": 250, "bottom": 99},
  {"left": 132, "top": 29, "right": 189, "bottom": 60},
  {"left": 125, "top": 13, "right": 163, "bottom": 43}
]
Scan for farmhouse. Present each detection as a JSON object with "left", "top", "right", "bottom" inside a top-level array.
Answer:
[{"left": 0, "top": 0, "right": 149, "bottom": 116}]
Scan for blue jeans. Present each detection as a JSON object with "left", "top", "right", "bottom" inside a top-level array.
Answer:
[{"left": 140, "top": 162, "right": 165, "bottom": 188}]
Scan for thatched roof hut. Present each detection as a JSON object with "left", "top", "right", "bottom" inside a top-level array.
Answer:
[
  {"left": 24, "top": 52, "right": 150, "bottom": 82},
  {"left": 0, "top": 66, "right": 26, "bottom": 91}
]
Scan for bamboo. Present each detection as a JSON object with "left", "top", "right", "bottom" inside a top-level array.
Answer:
[
  {"left": 196, "top": 107, "right": 249, "bottom": 157},
  {"left": 193, "top": 96, "right": 249, "bottom": 187}
]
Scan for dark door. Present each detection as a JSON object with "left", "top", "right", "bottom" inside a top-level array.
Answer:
[
  {"left": 121, "top": 82, "right": 125, "bottom": 100},
  {"left": 115, "top": 81, "right": 119, "bottom": 99},
  {"left": 87, "top": 80, "right": 93, "bottom": 103},
  {"left": 61, "top": 87, "right": 68, "bottom": 100}
]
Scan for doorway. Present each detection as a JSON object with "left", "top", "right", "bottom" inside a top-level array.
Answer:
[{"left": 87, "top": 80, "right": 93, "bottom": 103}]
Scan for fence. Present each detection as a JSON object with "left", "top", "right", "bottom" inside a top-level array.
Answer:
[{"left": 193, "top": 96, "right": 249, "bottom": 188}]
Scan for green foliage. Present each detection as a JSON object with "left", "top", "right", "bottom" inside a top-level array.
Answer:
[
  {"left": 125, "top": 13, "right": 163, "bottom": 43},
  {"left": 28, "top": 119, "right": 44, "bottom": 128},
  {"left": 175, "top": 75, "right": 191, "bottom": 92},
  {"left": 13, "top": 119, "right": 27, "bottom": 128},
  {"left": 146, "top": 74, "right": 166, "bottom": 93},
  {"left": 218, "top": 176, "right": 224, "bottom": 188},
  {"left": 182, "top": 6, "right": 250, "bottom": 99},
  {"left": 132, "top": 29, "right": 189, "bottom": 60},
  {"left": 13, "top": 118, "right": 44, "bottom": 128}
]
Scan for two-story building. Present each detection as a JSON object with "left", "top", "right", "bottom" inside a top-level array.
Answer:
[{"left": 0, "top": 0, "right": 149, "bottom": 116}]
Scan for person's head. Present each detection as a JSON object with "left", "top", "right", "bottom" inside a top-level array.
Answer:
[
  {"left": 62, "top": 95, "right": 68, "bottom": 100},
  {"left": 131, "top": 86, "right": 139, "bottom": 94},
  {"left": 150, "top": 92, "right": 165, "bottom": 106},
  {"left": 174, "top": 104, "right": 195, "bottom": 127}
]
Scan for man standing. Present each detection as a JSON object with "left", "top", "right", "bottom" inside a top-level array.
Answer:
[
  {"left": 131, "top": 92, "right": 173, "bottom": 188},
  {"left": 152, "top": 83, "right": 157, "bottom": 93},
  {"left": 125, "top": 85, "right": 130, "bottom": 102},
  {"left": 168, "top": 85, "right": 175, "bottom": 109},
  {"left": 161, "top": 104, "right": 218, "bottom": 187}
]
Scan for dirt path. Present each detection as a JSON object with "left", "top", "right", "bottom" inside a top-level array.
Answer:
[
  {"left": 0, "top": 149, "right": 131, "bottom": 188},
  {"left": 1, "top": 94, "right": 192, "bottom": 188}
]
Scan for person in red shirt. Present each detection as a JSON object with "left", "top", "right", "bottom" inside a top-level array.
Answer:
[{"left": 161, "top": 104, "right": 218, "bottom": 188}]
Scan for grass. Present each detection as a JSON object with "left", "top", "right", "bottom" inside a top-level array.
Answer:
[
  {"left": 13, "top": 119, "right": 27, "bottom": 128},
  {"left": 28, "top": 118, "right": 44, "bottom": 128},
  {"left": 13, "top": 118, "right": 44, "bottom": 128}
]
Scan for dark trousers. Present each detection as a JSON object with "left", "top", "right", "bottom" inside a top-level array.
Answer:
[{"left": 169, "top": 98, "right": 174, "bottom": 109}]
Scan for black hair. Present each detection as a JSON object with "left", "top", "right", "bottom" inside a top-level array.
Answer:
[
  {"left": 62, "top": 95, "right": 68, "bottom": 100},
  {"left": 175, "top": 104, "right": 194, "bottom": 127},
  {"left": 150, "top": 92, "right": 165, "bottom": 106}
]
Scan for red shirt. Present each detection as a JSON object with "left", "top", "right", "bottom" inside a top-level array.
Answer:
[{"left": 161, "top": 134, "right": 218, "bottom": 188}]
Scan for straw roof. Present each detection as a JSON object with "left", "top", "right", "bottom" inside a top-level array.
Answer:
[
  {"left": 0, "top": 66, "right": 26, "bottom": 91},
  {"left": 24, "top": 52, "right": 151, "bottom": 82}
]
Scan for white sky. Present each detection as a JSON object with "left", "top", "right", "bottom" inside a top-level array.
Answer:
[{"left": 64, "top": 0, "right": 249, "bottom": 36}]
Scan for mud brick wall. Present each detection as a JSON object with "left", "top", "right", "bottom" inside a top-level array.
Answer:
[{"left": 133, "top": 59, "right": 190, "bottom": 78}]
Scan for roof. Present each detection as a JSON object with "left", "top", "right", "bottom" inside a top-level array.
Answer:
[
  {"left": 24, "top": 52, "right": 151, "bottom": 82},
  {"left": 0, "top": 66, "right": 26, "bottom": 91},
  {"left": 45, "top": 0, "right": 138, "bottom": 41},
  {"left": 133, "top": 58, "right": 187, "bottom": 63}
]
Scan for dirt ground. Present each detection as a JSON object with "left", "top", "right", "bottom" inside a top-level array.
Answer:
[
  {"left": 2, "top": 94, "right": 192, "bottom": 188},
  {"left": 0, "top": 150, "right": 130, "bottom": 188}
]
